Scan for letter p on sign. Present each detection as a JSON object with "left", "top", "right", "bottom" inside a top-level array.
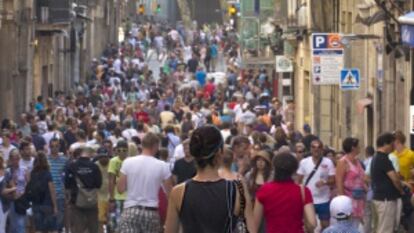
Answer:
[{"left": 315, "top": 36, "right": 325, "bottom": 48}]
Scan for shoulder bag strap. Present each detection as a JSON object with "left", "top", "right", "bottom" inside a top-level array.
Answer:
[
  {"left": 75, "top": 175, "right": 85, "bottom": 189},
  {"left": 225, "top": 180, "right": 234, "bottom": 233},
  {"left": 235, "top": 180, "right": 246, "bottom": 218},
  {"left": 304, "top": 158, "right": 323, "bottom": 186}
]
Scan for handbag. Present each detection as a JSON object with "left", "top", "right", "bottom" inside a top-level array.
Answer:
[
  {"left": 14, "top": 194, "right": 30, "bottom": 215},
  {"left": 226, "top": 180, "right": 249, "bottom": 233},
  {"left": 351, "top": 188, "right": 365, "bottom": 200},
  {"left": 233, "top": 180, "right": 249, "bottom": 233}
]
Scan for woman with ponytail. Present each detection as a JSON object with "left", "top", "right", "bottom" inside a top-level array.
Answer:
[{"left": 165, "top": 125, "right": 255, "bottom": 233}]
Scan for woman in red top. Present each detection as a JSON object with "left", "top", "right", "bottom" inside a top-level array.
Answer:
[{"left": 254, "top": 152, "right": 317, "bottom": 233}]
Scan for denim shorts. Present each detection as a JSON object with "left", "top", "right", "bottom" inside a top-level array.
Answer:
[
  {"left": 314, "top": 202, "right": 331, "bottom": 221},
  {"left": 32, "top": 204, "right": 57, "bottom": 231}
]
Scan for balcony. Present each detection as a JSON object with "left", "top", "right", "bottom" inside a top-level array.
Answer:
[{"left": 36, "top": 0, "right": 72, "bottom": 25}]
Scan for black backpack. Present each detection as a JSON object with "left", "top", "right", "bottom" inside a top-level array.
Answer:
[{"left": 25, "top": 172, "right": 47, "bottom": 204}]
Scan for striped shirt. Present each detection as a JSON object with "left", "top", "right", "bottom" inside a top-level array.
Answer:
[{"left": 48, "top": 155, "right": 68, "bottom": 199}]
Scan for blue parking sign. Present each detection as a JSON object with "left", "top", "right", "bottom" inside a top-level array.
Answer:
[{"left": 340, "top": 69, "right": 360, "bottom": 90}]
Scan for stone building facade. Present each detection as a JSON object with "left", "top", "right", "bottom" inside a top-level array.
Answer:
[
  {"left": 287, "top": 0, "right": 413, "bottom": 148},
  {"left": 0, "top": 0, "right": 124, "bottom": 120}
]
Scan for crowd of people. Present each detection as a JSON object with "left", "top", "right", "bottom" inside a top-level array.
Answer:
[{"left": 0, "top": 20, "right": 413, "bottom": 233}]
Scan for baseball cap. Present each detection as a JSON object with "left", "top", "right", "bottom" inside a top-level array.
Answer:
[
  {"left": 330, "top": 195, "right": 353, "bottom": 220},
  {"left": 96, "top": 147, "right": 109, "bottom": 156}
]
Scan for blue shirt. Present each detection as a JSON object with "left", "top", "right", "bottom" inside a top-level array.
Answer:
[
  {"left": 169, "top": 58, "right": 178, "bottom": 71},
  {"left": 210, "top": 44, "right": 218, "bottom": 58},
  {"left": 195, "top": 71, "right": 207, "bottom": 87},
  {"left": 227, "top": 73, "right": 237, "bottom": 86},
  {"left": 220, "top": 115, "right": 233, "bottom": 124},
  {"left": 48, "top": 155, "right": 68, "bottom": 199},
  {"left": 35, "top": 102, "right": 44, "bottom": 111},
  {"left": 258, "top": 73, "right": 267, "bottom": 85},
  {"left": 167, "top": 133, "right": 181, "bottom": 159},
  {"left": 322, "top": 220, "right": 360, "bottom": 233}
]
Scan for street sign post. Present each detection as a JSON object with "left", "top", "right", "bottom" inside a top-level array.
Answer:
[
  {"left": 311, "top": 33, "right": 344, "bottom": 85},
  {"left": 340, "top": 69, "right": 360, "bottom": 91}
]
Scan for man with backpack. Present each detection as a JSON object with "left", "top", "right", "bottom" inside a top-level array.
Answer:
[{"left": 65, "top": 147, "right": 102, "bottom": 233}]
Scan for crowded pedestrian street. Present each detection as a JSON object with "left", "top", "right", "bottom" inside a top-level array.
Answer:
[{"left": 1, "top": 1, "right": 414, "bottom": 233}]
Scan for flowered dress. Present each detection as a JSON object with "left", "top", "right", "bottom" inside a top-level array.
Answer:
[{"left": 341, "top": 156, "right": 366, "bottom": 220}]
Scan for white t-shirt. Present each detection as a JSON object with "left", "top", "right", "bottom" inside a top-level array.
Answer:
[
  {"left": 234, "top": 104, "right": 243, "bottom": 122},
  {"left": 0, "top": 144, "right": 16, "bottom": 162},
  {"left": 240, "top": 111, "right": 256, "bottom": 125},
  {"left": 19, "top": 157, "right": 34, "bottom": 172},
  {"left": 221, "top": 129, "right": 231, "bottom": 142},
  {"left": 109, "top": 77, "right": 121, "bottom": 87},
  {"left": 154, "top": 36, "right": 164, "bottom": 48},
  {"left": 168, "top": 30, "right": 179, "bottom": 41},
  {"left": 173, "top": 144, "right": 185, "bottom": 161},
  {"left": 120, "top": 155, "right": 171, "bottom": 208},
  {"left": 364, "top": 157, "right": 374, "bottom": 200},
  {"left": 131, "top": 58, "right": 140, "bottom": 67},
  {"left": 184, "top": 46, "right": 192, "bottom": 62},
  {"left": 69, "top": 142, "right": 86, "bottom": 153},
  {"left": 388, "top": 153, "right": 400, "bottom": 172},
  {"left": 113, "top": 59, "right": 122, "bottom": 74},
  {"left": 147, "top": 125, "right": 161, "bottom": 134},
  {"left": 42, "top": 131, "right": 61, "bottom": 146},
  {"left": 189, "top": 80, "right": 199, "bottom": 90},
  {"left": 122, "top": 128, "right": 139, "bottom": 142},
  {"left": 86, "top": 139, "right": 100, "bottom": 150},
  {"left": 109, "top": 136, "right": 123, "bottom": 146},
  {"left": 297, "top": 157, "right": 335, "bottom": 204},
  {"left": 192, "top": 112, "right": 205, "bottom": 128},
  {"left": 37, "top": 121, "right": 48, "bottom": 134}
]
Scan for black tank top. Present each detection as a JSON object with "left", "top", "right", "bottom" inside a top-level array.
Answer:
[{"left": 179, "top": 179, "right": 237, "bottom": 233}]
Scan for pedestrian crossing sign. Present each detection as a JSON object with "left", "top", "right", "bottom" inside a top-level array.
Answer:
[{"left": 340, "top": 69, "right": 360, "bottom": 91}]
